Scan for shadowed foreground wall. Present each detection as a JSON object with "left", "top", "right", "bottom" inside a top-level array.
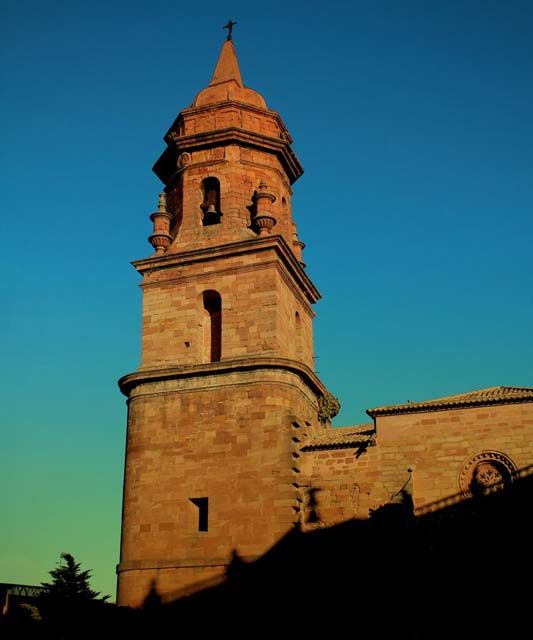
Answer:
[{"left": 135, "top": 474, "right": 532, "bottom": 636}]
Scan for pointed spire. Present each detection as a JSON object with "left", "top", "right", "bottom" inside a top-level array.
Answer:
[{"left": 209, "top": 40, "right": 243, "bottom": 87}]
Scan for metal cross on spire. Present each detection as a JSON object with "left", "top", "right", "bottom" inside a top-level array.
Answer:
[{"left": 223, "top": 19, "right": 237, "bottom": 40}]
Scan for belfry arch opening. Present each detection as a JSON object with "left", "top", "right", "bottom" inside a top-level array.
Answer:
[
  {"left": 201, "top": 177, "right": 222, "bottom": 225},
  {"left": 202, "top": 290, "right": 222, "bottom": 362}
]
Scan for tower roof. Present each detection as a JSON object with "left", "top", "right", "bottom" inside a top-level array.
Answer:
[
  {"left": 209, "top": 39, "right": 243, "bottom": 87},
  {"left": 191, "top": 39, "right": 267, "bottom": 109},
  {"left": 153, "top": 35, "right": 303, "bottom": 185}
]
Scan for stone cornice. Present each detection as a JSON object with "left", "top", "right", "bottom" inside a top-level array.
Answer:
[
  {"left": 118, "top": 356, "right": 327, "bottom": 399},
  {"left": 132, "top": 235, "right": 320, "bottom": 304},
  {"left": 138, "top": 258, "right": 314, "bottom": 318},
  {"left": 153, "top": 126, "right": 303, "bottom": 185},
  {"left": 168, "top": 100, "right": 293, "bottom": 142}
]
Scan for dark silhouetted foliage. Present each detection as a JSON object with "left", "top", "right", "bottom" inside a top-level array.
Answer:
[
  {"left": 36, "top": 553, "right": 113, "bottom": 640},
  {"left": 40, "top": 553, "right": 108, "bottom": 604}
]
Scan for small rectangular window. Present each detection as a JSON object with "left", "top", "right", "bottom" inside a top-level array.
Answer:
[{"left": 189, "top": 497, "right": 209, "bottom": 532}]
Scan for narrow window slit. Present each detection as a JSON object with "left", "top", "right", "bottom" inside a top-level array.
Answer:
[{"left": 189, "top": 497, "right": 209, "bottom": 532}]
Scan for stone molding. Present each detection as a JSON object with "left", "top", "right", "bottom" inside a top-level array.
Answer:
[
  {"left": 119, "top": 356, "right": 327, "bottom": 399},
  {"left": 154, "top": 124, "right": 303, "bottom": 185},
  {"left": 132, "top": 235, "right": 320, "bottom": 304},
  {"left": 117, "top": 555, "right": 259, "bottom": 574}
]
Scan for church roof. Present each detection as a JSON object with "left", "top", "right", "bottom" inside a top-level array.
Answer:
[
  {"left": 301, "top": 425, "right": 375, "bottom": 451},
  {"left": 191, "top": 39, "right": 267, "bottom": 109},
  {"left": 367, "top": 386, "right": 533, "bottom": 417}
]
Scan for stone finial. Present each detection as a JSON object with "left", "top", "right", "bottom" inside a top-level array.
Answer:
[
  {"left": 292, "top": 221, "right": 306, "bottom": 266},
  {"left": 252, "top": 180, "right": 277, "bottom": 236},
  {"left": 158, "top": 192, "right": 167, "bottom": 212},
  {"left": 149, "top": 192, "right": 173, "bottom": 254}
]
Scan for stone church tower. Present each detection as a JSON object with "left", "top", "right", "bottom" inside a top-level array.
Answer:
[{"left": 117, "top": 37, "right": 331, "bottom": 606}]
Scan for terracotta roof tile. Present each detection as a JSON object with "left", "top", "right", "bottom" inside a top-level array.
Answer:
[
  {"left": 301, "top": 424, "right": 375, "bottom": 451},
  {"left": 367, "top": 386, "right": 533, "bottom": 417}
]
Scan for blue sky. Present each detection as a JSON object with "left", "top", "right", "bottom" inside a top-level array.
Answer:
[{"left": 1, "top": 0, "right": 532, "bottom": 598}]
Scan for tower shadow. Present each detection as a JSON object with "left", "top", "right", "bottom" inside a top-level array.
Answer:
[{"left": 137, "top": 464, "right": 533, "bottom": 636}]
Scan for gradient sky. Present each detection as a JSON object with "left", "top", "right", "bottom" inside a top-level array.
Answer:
[{"left": 2, "top": 0, "right": 532, "bottom": 599}]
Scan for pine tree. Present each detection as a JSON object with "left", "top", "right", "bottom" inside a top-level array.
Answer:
[
  {"left": 38, "top": 553, "right": 111, "bottom": 638},
  {"left": 40, "top": 553, "right": 108, "bottom": 602}
]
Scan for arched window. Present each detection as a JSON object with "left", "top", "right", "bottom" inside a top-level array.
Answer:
[
  {"left": 200, "top": 177, "right": 222, "bottom": 225},
  {"left": 203, "top": 290, "right": 222, "bottom": 362}
]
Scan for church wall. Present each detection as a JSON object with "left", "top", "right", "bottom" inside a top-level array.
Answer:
[
  {"left": 300, "top": 444, "right": 390, "bottom": 526},
  {"left": 375, "top": 401, "right": 533, "bottom": 507},
  {"left": 301, "top": 401, "right": 533, "bottom": 529}
]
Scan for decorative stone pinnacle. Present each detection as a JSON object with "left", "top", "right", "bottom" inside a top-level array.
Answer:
[
  {"left": 254, "top": 180, "right": 276, "bottom": 204},
  {"left": 252, "top": 180, "right": 276, "bottom": 235},
  {"left": 149, "top": 192, "right": 173, "bottom": 254}
]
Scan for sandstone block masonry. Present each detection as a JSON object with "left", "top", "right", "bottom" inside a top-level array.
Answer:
[
  {"left": 117, "top": 38, "right": 332, "bottom": 606},
  {"left": 118, "top": 363, "right": 324, "bottom": 606}
]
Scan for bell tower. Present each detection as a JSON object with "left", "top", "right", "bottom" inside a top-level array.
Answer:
[{"left": 117, "top": 36, "right": 329, "bottom": 606}]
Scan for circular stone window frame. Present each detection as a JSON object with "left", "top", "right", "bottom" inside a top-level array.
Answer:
[{"left": 458, "top": 450, "right": 518, "bottom": 498}]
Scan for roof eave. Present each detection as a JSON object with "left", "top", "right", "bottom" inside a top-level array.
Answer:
[{"left": 367, "top": 394, "right": 533, "bottom": 418}]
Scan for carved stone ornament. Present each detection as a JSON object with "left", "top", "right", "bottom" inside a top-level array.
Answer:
[
  {"left": 254, "top": 214, "right": 276, "bottom": 236},
  {"left": 177, "top": 152, "right": 192, "bottom": 169},
  {"left": 458, "top": 451, "right": 517, "bottom": 497},
  {"left": 318, "top": 392, "right": 341, "bottom": 423}
]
